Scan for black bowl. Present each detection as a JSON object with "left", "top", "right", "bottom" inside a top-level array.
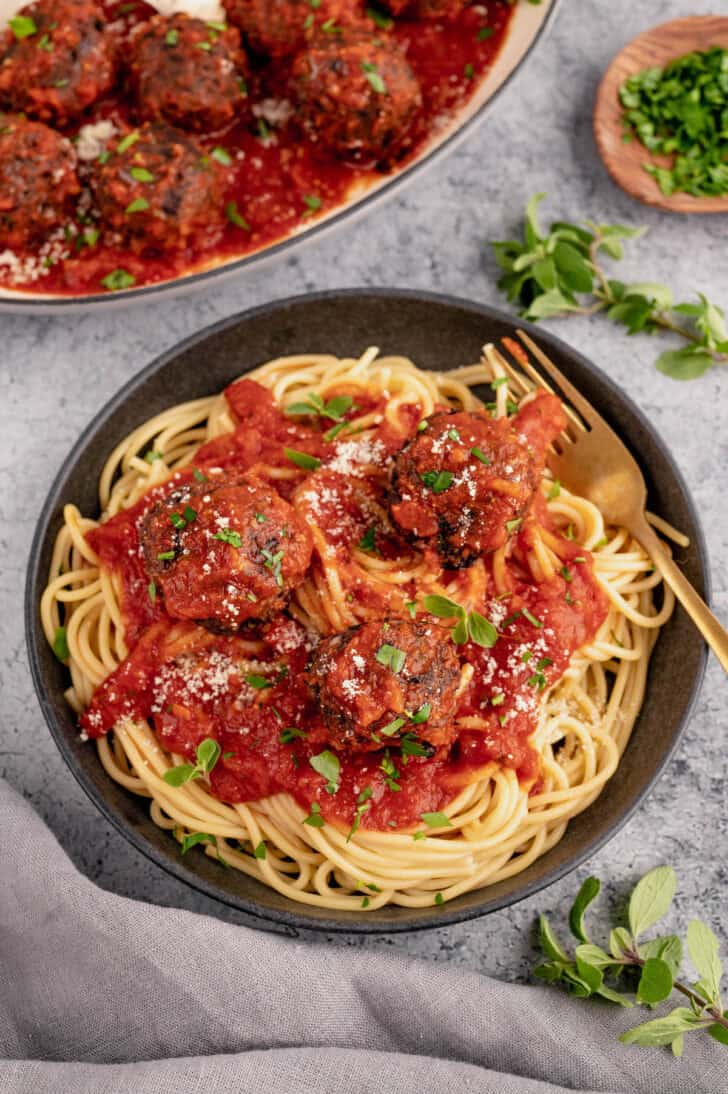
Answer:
[{"left": 26, "top": 290, "right": 708, "bottom": 932}]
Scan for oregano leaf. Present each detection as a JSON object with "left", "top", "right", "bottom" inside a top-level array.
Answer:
[
  {"left": 569, "top": 876, "right": 600, "bottom": 943},
  {"left": 636, "top": 957, "right": 674, "bottom": 1006},
  {"left": 628, "top": 866, "right": 676, "bottom": 939},
  {"left": 687, "top": 920, "right": 723, "bottom": 1005}
]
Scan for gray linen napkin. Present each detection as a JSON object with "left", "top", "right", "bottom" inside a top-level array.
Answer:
[{"left": 1, "top": 778, "right": 725, "bottom": 1094}]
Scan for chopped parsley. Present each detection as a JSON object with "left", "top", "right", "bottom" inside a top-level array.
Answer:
[
  {"left": 548, "top": 479, "right": 561, "bottom": 500},
  {"left": 52, "top": 626, "right": 69, "bottom": 662},
  {"left": 284, "top": 447, "right": 321, "bottom": 470},
  {"left": 280, "top": 727, "right": 307, "bottom": 744},
  {"left": 380, "top": 752, "right": 401, "bottom": 792},
  {"left": 361, "top": 60, "right": 387, "bottom": 94},
  {"left": 366, "top": 6, "right": 393, "bottom": 29},
  {"left": 163, "top": 738, "right": 221, "bottom": 787},
  {"left": 405, "top": 600, "right": 417, "bottom": 619},
  {"left": 434, "top": 892, "right": 444, "bottom": 906},
  {"left": 116, "top": 131, "right": 140, "bottom": 154},
  {"left": 130, "top": 166, "right": 154, "bottom": 183},
  {"left": 375, "top": 643, "right": 407, "bottom": 673},
  {"left": 309, "top": 749, "right": 340, "bottom": 794},
  {"left": 101, "top": 268, "right": 135, "bottom": 292},
  {"left": 505, "top": 517, "right": 523, "bottom": 534},
  {"left": 165, "top": 28, "right": 179, "bottom": 46},
  {"left": 193, "top": 468, "right": 207, "bottom": 482},
  {"left": 302, "top": 193, "right": 322, "bottom": 216},
  {"left": 358, "top": 527, "right": 376, "bottom": 552},
  {"left": 522, "top": 607, "right": 543, "bottom": 628},
  {"left": 253, "top": 841, "right": 267, "bottom": 860},
  {"left": 214, "top": 528, "right": 243, "bottom": 548},
  {"left": 380, "top": 716, "right": 407, "bottom": 737},
  {"left": 245, "top": 673, "right": 272, "bottom": 690},
  {"left": 408, "top": 703, "right": 431, "bottom": 724},
  {"left": 421, "top": 469, "right": 453, "bottom": 494},
  {"left": 211, "top": 146, "right": 232, "bottom": 166},
  {"left": 147, "top": 580, "right": 156, "bottom": 604},
  {"left": 471, "top": 446, "right": 491, "bottom": 465},
  {"left": 156, "top": 550, "right": 175, "bottom": 561},
  {"left": 225, "top": 201, "right": 251, "bottom": 230},
  {"left": 261, "top": 547, "right": 284, "bottom": 587},
  {"left": 9, "top": 14, "right": 37, "bottom": 38},
  {"left": 346, "top": 786, "right": 373, "bottom": 842},
  {"left": 303, "top": 802, "right": 325, "bottom": 827},
  {"left": 421, "top": 812, "right": 453, "bottom": 829}
]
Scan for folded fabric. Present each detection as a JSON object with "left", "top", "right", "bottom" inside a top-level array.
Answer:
[{"left": 0, "top": 778, "right": 724, "bottom": 1094}]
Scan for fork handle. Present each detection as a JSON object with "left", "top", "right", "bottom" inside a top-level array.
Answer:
[{"left": 634, "top": 518, "right": 728, "bottom": 674}]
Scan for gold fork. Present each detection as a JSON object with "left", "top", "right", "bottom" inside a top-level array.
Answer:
[{"left": 495, "top": 329, "right": 728, "bottom": 673}]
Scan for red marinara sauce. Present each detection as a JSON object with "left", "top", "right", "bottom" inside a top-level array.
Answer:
[
  {"left": 3, "top": 1, "right": 514, "bottom": 296},
  {"left": 82, "top": 377, "right": 610, "bottom": 833}
]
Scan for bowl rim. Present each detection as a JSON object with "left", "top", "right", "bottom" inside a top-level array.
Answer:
[
  {"left": 0, "top": 0, "right": 559, "bottom": 313},
  {"left": 25, "top": 287, "right": 709, "bottom": 933}
]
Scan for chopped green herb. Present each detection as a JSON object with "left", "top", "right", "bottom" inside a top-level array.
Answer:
[
  {"left": 464, "top": 62, "right": 475, "bottom": 79},
  {"left": 284, "top": 447, "right": 321, "bottom": 470},
  {"left": 435, "top": 892, "right": 444, "bottom": 906},
  {"left": 413, "top": 831, "right": 427, "bottom": 841},
  {"left": 302, "top": 193, "right": 322, "bottom": 216},
  {"left": 491, "top": 693, "right": 505, "bottom": 706},
  {"left": 380, "top": 716, "right": 407, "bottom": 737},
  {"left": 477, "top": 25, "right": 494, "bottom": 40},
  {"left": 211, "top": 146, "right": 232, "bottom": 166},
  {"left": 130, "top": 166, "right": 154, "bottom": 183},
  {"left": 101, "top": 268, "right": 135, "bottom": 291},
  {"left": 165, "top": 28, "right": 179, "bottom": 45},
  {"left": 505, "top": 518, "right": 523, "bottom": 534},
  {"left": 156, "top": 550, "right": 175, "bottom": 561},
  {"left": 225, "top": 201, "right": 251, "bottom": 230},
  {"left": 9, "top": 14, "right": 37, "bottom": 38},
  {"left": 548, "top": 479, "right": 561, "bottom": 500},
  {"left": 116, "top": 131, "right": 140, "bottom": 154},
  {"left": 421, "top": 812, "right": 452, "bottom": 829},
  {"left": 163, "top": 738, "right": 221, "bottom": 786},
  {"left": 169, "top": 512, "right": 186, "bottom": 529},
  {"left": 376, "top": 643, "right": 407, "bottom": 673},
  {"left": 421, "top": 469, "right": 453, "bottom": 494},
  {"left": 145, "top": 450, "right": 163, "bottom": 463},
  {"left": 310, "top": 749, "right": 340, "bottom": 794},
  {"left": 147, "top": 580, "right": 156, "bottom": 604},
  {"left": 358, "top": 527, "right": 376, "bottom": 552},
  {"left": 409, "top": 703, "right": 431, "bottom": 725},
  {"left": 260, "top": 547, "right": 284, "bottom": 587},
  {"left": 471, "top": 446, "right": 491, "bottom": 465},
  {"left": 561, "top": 565, "right": 573, "bottom": 583},
  {"left": 448, "top": 427, "right": 461, "bottom": 441},
  {"left": 253, "top": 841, "right": 266, "bottom": 859},
  {"left": 192, "top": 468, "right": 207, "bottom": 482},
  {"left": 361, "top": 896, "right": 370, "bottom": 908},
  {"left": 522, "top": 607, "right": 543, "bottom": 628},
  {"left": 361, "top": 60, "right": 387, "bottom": 94},
  {"left": 214, "top": 528, "right": 243, "bottom": 548},
  {"left": 417, "top": 419, "right": 428, "bottom": 432},
  {"left": 53, "top": 626, "right": 69, "bottom": 662},
  {"left": 183, "top": 506, "right": 197, "bottom": 523},
  {"left": 405, "top": 600, "right": 417, "bottom": 619},
  {"left": 255, "top": 512, "right": 266, "bottom": 522},
  {"left": 245, "top": 673, "right": 272, "bottom": 690},
  {"left": 280, "top": 727, "right": 307, "bottom": 744},
  {"left": 303, "top": 802, "right": 325, "bottom": 827}
]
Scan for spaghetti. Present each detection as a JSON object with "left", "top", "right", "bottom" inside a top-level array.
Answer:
[{"left": 41, "top": 346, "right": 676, "bottom": 911}]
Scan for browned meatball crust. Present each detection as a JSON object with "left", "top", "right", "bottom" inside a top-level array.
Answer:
[
  {"left": 223, "top": 0, "right": 363, "bottom": 58},
  {"left": 128, "top": 14, "right": 249, "bottom": 133},
  {"left": 0, "top": 0, "right": 117, "bottom": 126},
  {"left": 0, "top": 114, "right": 79, "bottom": 248},
  {"left": 390, "top": 408, "right": 540, "bottom": 568},
  {"left": 306, "top": 618, "right": 461, "bottom": 752},
  {"left": 142, "top": 473, "right": 313, "bottom": 632},
  {"left": 384, "top": 0, "right": 467, "bottom": 18},
  {"left": 290, "top": 25, "right": 422, "bottom": 163},
  {"left": 91, "top": 122, "right": 225, "bottom": 252}
]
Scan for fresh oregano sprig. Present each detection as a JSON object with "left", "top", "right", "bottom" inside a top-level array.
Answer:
[
  {"left": 536, "top": 867, "right": 728, "bottom": 1056},
  {"left": 491, "top": 193, "right": 728, "bottom": 380},
  {"left": 422, "top": 594, "right": 497, "bottom": 648},
  {"left": 163, "top": 737, "right": 221, "bottom": 787}
]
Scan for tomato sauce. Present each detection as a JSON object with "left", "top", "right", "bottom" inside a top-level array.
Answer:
[
  {"left": 82, "top": 377, "right": 610, "bottom": 833},
  {"left": 2, "top": 0, "right": 514, "bottom": 297}
]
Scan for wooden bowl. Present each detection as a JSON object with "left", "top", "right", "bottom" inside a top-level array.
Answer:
[{"left": 594, "top": 16, "right": 728, "bottom": 214}]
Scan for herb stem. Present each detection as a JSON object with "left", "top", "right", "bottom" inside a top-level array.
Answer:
[{"left": 623, "top": 949, "right": 728, "bottom": 1032}]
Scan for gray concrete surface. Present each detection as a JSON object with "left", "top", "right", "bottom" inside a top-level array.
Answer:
[{"left": 1, "top": 0, "right": 726, "bottom": 976}]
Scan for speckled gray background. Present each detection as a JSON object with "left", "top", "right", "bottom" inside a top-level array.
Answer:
[{"left": 1, "top": 0, "right": 726, "bottom": 974}]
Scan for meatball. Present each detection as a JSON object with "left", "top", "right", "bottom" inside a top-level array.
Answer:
[
  {"left": 383, "top": 0, "right": 466, "bottom": 17},
  {"left": 129, "top": 14, "right": 249, "bottom": 133},
  {"left": 142, "top": 474, "right": 313, "bottom": 632},
  {"left": 306, "top": 618, "right": 461, "bottom": 752},
  {"left": 290, "top": 26, "right": 422, "bottom": 162},
  {"left": 0, "top": 0, "right": 117, "bottom": 126},
  {"left": 0, "top": 115, "right": 79, "bottom": 248},
  {"left": 91, "top": 122, "right": 225, "bottom": 252},
  {"left": 391, "top": 408, "right": 544, "bottom": 568},
  {"left": 223, "top": 0, "right": 362, "bottom": 58}
]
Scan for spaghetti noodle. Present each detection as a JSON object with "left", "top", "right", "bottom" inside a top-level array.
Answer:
[{"left": 41, "top": 346, "right": 675, "bottom": 911}]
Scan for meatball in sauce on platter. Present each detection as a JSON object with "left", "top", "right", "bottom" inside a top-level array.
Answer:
[{"left": 0, "top": 0, "right": 516, "bottom": 294}]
